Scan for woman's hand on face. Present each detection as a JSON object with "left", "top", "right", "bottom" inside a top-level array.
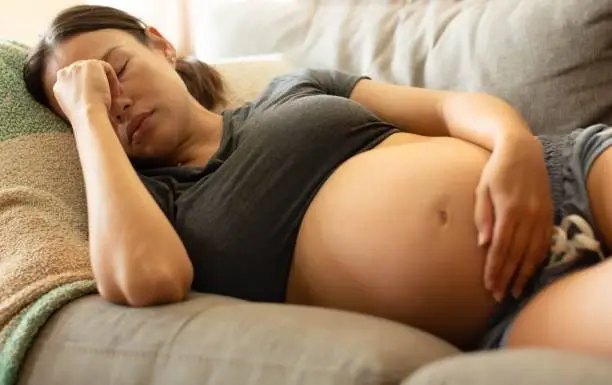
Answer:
[
  {"left": 52, "top": 59, "right": 122, "bottom": 124},
  {"left": 474, "top": 133, "right": 553, "bottom": 302}
]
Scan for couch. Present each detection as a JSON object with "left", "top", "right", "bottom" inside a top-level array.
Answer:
[
  {"left": 3, "top": 53, "right": 611, "bottom": 385},
  {"left": 3, "top": 1, "right": 612, "bottom": 384},
  {"left": 16, "top": 295, "right": 612, "bottom": 385}
]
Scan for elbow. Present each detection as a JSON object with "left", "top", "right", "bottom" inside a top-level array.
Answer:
[
  {"left": 96, "top": 254, "right": 193, "bottom": 307},
  {"left": 124, "top": 272, "right": 190, "bottom": 307}
]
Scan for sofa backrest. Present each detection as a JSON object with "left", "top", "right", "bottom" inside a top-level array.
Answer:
[{"left": 191, "top": 0, "right": 612, "bottom": 135}]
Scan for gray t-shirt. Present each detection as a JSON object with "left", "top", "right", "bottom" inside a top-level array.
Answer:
[{"left": 138, "top": 69, "right": 400, "bottom": 302}]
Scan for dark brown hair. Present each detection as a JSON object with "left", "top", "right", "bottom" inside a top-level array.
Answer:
[{"left": 23, "top": 5, "right": 226, "bottom": 111}]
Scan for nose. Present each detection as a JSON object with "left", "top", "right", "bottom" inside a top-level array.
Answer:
[{"left": 111, "top": 93, "right": 132, "bottom": 126}]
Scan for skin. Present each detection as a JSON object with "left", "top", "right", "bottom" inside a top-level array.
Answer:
[
  {"left": 45, "top": 27, "right": 223, "bottom": 168},
  {"left": 506, "top": 147, "right": 612, "bottom": 356}
]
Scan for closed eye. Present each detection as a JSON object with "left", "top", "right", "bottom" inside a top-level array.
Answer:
[{"left": 117, "top": 60, "right": 129, "bottom": 78}]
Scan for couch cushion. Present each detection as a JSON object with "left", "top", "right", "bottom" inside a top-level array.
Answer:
[
  {"left": 18, "top": 294, "right": 460, "bottom": 385},
  {"left": 213, "top": 58, "right": 294, "bottom": 109},
  {"left": 403, "top": 349, "right": 612, "bottom": 385},
  {"left": 193, "top": 0, "right": 612, "bottom": 135}
]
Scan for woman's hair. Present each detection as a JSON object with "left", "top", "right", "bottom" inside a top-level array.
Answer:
[{"left": 23, "top": 5, "right": 226, "bottom": 111}]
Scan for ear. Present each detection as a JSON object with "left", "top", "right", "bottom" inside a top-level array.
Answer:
[{"left": 144, "top": 26, "right": 177, "bottom": 67}]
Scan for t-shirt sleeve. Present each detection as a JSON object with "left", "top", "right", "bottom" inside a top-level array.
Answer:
[
  {"left": 299, "top": 68, "right": 370, "bottom": 98},
  {"left": 251, "top": 68, "right": 370, "bottom": 111}
]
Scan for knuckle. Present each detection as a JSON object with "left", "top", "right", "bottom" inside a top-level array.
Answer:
[
  {"left": 75, "top": 60, "right": 94, "bottom": 70},
  {"left": 91, "top": 59, "right": 105, "bottom": 68}
]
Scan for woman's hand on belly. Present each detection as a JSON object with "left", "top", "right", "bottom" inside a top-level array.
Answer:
[
  {"left": 476, "top": 135, "right": 553, "bottom": 302},
  {"left": 289, "top": 134, "right": 498, "bottom": 349}
]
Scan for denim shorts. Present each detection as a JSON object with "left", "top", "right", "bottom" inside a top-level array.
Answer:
[{"left": 480, "top": 124, "right": 612, "bottom": 349}]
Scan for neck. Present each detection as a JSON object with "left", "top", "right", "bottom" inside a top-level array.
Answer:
[{"left": 173, "top": 100, "right": 224, "bottom": 167}]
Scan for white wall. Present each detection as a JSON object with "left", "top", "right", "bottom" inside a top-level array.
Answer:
[
  {"left": 0, "top": 0, "right": 84, "bottom": 45},
  {"left": 87, "top": 0, "right": 189, "bottom": 55}
]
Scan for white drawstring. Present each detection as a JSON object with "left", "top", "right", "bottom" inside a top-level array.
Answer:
[{"left": 547, "top": 214, "right": 606, "bottom": 269}]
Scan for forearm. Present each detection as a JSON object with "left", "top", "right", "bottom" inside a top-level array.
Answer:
[
  {"left": 72, "top": 108, "right": 193, "bottom": 306},
  {"left": 441, "top": 92, "right": 534, "bottom": 152}
]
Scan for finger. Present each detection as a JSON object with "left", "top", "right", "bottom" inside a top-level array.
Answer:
[
  {"left": 511, "top": 224, "right": 548, "bottom": 299},
  {"left": 474, "top": 184, "right": 494, "bottom": 247},
  {"left": 495, "top": 219, "right": 531, "bottom": 300},
  {"left": 484, "top": 213, "right": 514, "bottom": 297},
  {"left": 490, "top": 225, "right": 519, "bottom": 302},
  {"left": 100, "top": 61, "right": 122, "bottom": 98}
]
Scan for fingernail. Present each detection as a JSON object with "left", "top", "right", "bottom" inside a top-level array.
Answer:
[
  {"left": 478, "top": 233, "right": 485, "bottom": 246},
  {"left": 494, "top": 292, "right": 503, "bottom": 303},
  {"left": 512, "top": 288, "right": 522, "bottom": 299}
]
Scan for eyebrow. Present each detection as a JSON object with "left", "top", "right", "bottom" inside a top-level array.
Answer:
[{"left": 100, "top": 46, "right": 121, "bottom": 62}]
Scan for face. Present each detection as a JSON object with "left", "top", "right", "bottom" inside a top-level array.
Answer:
[{"left": 43, "top": 28, "right": 192, "bottom": 163}]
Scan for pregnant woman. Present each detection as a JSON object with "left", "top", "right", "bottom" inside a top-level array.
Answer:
[{"left": 24, "top": 5, "right": 612, "bottom": 354}]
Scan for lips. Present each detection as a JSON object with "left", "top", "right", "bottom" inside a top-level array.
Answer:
[{"left": 126, "top": 111, "right": 153, "bottom": 144}]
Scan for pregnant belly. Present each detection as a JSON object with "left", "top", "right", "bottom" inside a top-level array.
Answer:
[{"left": 287, "top": 133, "right": 497, "bottom": 349}]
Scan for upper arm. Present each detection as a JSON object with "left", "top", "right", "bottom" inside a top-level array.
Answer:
[
  {"left": 257, "top": 68, "right": 458, "bottom": 138},
  {"left": 350, "top": 78, "right": 456, "bottom": 137},
  {"left": 302, "top": 69, "right": 370, "bottom": 98}
]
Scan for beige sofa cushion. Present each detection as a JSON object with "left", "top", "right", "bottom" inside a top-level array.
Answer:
[
  {"left": 19, "top": 294, "right": 460, "bottom": 385},
  {"left": 214, "top": 58, "right": 294, "bottom": 109},
  {"left": 192, "top": 0, "right": 612, "bottom": 136},
  {"left": 404, "top": 349, "right": 612, "bottom": 385}
]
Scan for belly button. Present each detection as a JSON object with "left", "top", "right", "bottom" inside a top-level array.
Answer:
[{"left": 437, "top": 209, "right": 449, "bottom": 226}]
